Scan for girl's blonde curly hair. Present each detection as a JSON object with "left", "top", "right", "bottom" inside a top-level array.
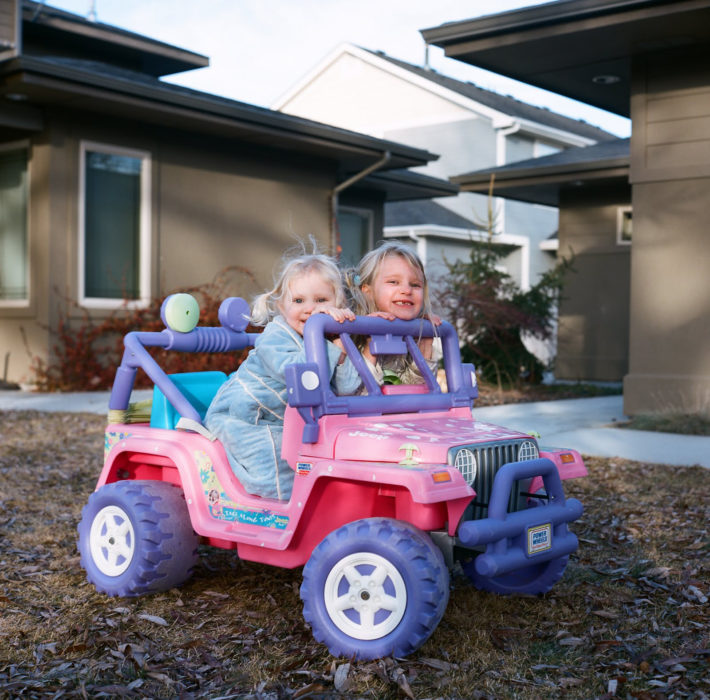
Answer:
[{"left": 250, "top": 243, "right": 347, "bottom": 326}]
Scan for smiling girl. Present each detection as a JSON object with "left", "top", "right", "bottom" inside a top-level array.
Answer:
[
  {"left": 205, "top": 250, "right": 360, "bottom": 500},
  {"left": 347, "top": 242, "right": 441, "bottom": 388}
]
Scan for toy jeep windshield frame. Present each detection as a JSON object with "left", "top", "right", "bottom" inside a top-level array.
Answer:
[{"left": 286, "top": 314, "right": 478, "bottom": 442}]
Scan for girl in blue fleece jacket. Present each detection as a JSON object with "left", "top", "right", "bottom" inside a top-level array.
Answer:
[{"left": 205, "top": 251, "right": 360, "bottom": 500}]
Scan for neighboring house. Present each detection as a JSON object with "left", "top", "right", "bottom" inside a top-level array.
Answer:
[
  {"left": 453, "top": 138, "right": 631, "bottom": 383},
  {"left": 0, "top": 0, "right": 455, "bottom": 385},
  {"left": 273, "top": 43, "right": 616, "bottom": 291},
  {"left": 423, "top": 0, "right": 710, "bottom": 417}
]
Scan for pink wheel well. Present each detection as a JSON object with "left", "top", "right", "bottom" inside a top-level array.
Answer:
[
  {"left": 237, "top": 477, "right": 449, "bottom": 569},
  {"left": 100, "top": 450, "right": 181, "bottom": 487}
]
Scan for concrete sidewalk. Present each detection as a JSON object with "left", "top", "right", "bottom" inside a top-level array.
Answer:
[
  {"left": 1, "top": 390, "right": 707, "bottom": 469},
  {"left": 474, "top": 395, "right": 708, "bottom": 469},
  {"left": 0, "top": 388, "right": 154, "bottom": 415}
]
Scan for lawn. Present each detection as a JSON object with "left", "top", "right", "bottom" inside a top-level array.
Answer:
[{"left": 0, "top": 410, "right": 707, "bottom": 699}]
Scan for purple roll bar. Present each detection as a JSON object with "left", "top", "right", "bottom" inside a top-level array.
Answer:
[
  {"left": 109, "top": 321, "right": 257, "bottom": 423},
  {"left": 108, "top": 301, "right": 478, "bottom": 432},
  {"left": 301, "top": 314, "right": 477, "bottom": 412}
]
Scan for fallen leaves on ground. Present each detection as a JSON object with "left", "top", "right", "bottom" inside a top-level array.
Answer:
[
  {"left": 474, "top": 381, "right": 621, "bottom": 407},
  {"left": 0, "top": 411, "right": 707, "bottom": 699}
]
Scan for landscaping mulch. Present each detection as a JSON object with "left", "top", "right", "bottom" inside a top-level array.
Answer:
[
  {"left": 474, "top": 382, "right": 622, "bottom": 407},
  {"left": 0, "top": 410, "right": 707, "bottom": 699}
]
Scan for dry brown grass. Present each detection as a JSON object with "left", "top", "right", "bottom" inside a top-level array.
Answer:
[
  {"left": 474, "top": 381, "right": 622, "bottom": 407},
  {"left": 0, "top": 411, "right": 708, "bottom": 699},
  {"left": 617, "top": 413, "right": 710, "bottom": 437}
]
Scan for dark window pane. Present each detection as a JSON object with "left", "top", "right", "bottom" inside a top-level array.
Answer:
[
  {"left": 0, "top": 149, "right": 28, "bottom": 301},
  {"left": 338, "top": 209, "right": 371, "bottom": 268},
  {"left": 84, "top": 151, "right": 141, "bottom": 299}
]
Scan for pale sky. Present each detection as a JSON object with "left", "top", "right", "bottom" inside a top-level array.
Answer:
[{"left": 46, "top": 0, "right": 630, "bottom": 137}]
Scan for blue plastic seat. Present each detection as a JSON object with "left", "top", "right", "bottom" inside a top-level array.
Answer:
[{"left": 150, "top": 371, "right": 227, "bottom": 430}]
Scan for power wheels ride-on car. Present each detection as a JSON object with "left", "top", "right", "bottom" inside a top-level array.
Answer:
[{"left": 78, "top": 294, "right": 587, "bottom": 660}]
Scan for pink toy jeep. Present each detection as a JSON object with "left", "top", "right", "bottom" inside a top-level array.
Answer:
[{"left": 78, "top": 294, "right": 586, "bottom": 660}]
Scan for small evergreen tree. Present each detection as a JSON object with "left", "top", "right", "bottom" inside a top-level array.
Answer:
[{"left": 436, "top": 241, "right": 571, "bottom": 387}]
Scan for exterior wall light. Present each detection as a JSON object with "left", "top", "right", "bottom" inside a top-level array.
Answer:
[{"left": 592, "top": 75, "right": 621, "bottom": 85}]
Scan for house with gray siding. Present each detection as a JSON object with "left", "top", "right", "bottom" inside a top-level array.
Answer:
[
  {"left": 0, "top": 0, "right": 454, "bottom": 386},
  {"left": 423, "top": 0, "right": 710, "bottom": 417},
  {"left": 273, "top": 43, "right": 615, "bottom": 291}
]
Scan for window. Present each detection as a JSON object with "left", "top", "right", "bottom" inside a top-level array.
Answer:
[
  {"left": 79, "top": 142, "right": 151, "bottom": 307},
  {"left": 337, "top": 207, "right": 373, "bottom": 268},
  {"left": 0, "top": 145, "right": 28, "bottom": 305},
  {"left": 617, "top": 206, "right": 632, "bottom": 245}
]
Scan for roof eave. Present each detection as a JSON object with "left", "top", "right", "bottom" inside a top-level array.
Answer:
[
  {"left": 453, "top": 157, "right": 630, "bottom": 186},
  {"left": 22, "top": 1, "right": 208, "bottom": 76},
  {"left": 421, "top": 0, "right": 660, "bottom": 46},
  {"left": 454, "top": 163, "right": 630, "bottom": 206},
  {"left": 1, "top": 56, "right": 438, "bottom": 171},
  {"left": 361, "top": 169, "right": 459, "bottom": 201}
]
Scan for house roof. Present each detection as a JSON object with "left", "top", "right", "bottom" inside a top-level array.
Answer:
[
  {"left": 361, "top": 47, "right": 616, "bottom": 144},
  {"left": 21, "top": 0, "right": 208, "bottom": 77},
  {"left": 359, "top": 169, "right": 458, "bottom": 202},
  {"left": 452, "top": 137, "right": 630, "bottom": 206},
  {"left": 384, "top": 200, "right": 482, "bottom": 228},
  {"left": 1, "top": 7, "right": 449, "bottom": 185},
  {"left": 421, "top": 0, "right": 710, "bottom": 117}
]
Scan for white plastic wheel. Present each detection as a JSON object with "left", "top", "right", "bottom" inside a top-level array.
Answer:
[
  {"left": 89, "top": 504, "right": 136, "bottom": 576},
  {"left": 79, "top": 481, "right": 200, "bottom": 597},
  {"left": 323, "top": 551, "right": 407, "bottom": 640}
]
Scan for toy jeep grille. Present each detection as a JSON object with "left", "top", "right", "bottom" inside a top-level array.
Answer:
[{"left": 448, "top": 439, "right": 539, "bottom": 521}]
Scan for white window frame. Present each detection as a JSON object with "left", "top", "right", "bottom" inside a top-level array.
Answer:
[
  {"left": 78, "top": 141, "right": 151, "bottom": 309},
  {"left": 0, "top": 140, "right": 30, "bottom": 308},
  {"left": 617, "top": 206, "right": 632, "bottom": 246}
]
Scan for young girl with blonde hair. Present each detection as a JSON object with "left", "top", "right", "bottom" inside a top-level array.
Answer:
[
  {"left": 346, "top": 241, "right": 440, "bottom": 387},
  {"left": 206, "top": 249, "right": 360, "bottom": 500}
]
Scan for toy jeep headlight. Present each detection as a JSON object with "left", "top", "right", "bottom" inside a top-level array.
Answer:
[
  {"left": 517, "top": 440, "right": 539, "bottom": 461},
  {"left": 448, "top": 439, "right": 540, "bottom": 517},
  {"left": 453, "top": 448, "right": 478, "bottom": 485}
]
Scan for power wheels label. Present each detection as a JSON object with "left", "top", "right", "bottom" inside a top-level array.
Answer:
[{"left": 527, "top": 523, "right": 552, "bottom": 555}]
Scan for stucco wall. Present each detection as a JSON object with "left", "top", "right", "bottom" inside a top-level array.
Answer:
[
  {"left": 625, "top": 178, "right": 710, "bottom": 415},
  {"left": 625, "top": 47, "right": 710, "bottom": 416},
  {"left": 556, "top": 183, "right": 631, "bottom": 382},
  {"left": 0, "top": 111, "right": 346, "bottom": 384},
  {"left": 156, "top": 134, "right": 334, "bottom": 294}
]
